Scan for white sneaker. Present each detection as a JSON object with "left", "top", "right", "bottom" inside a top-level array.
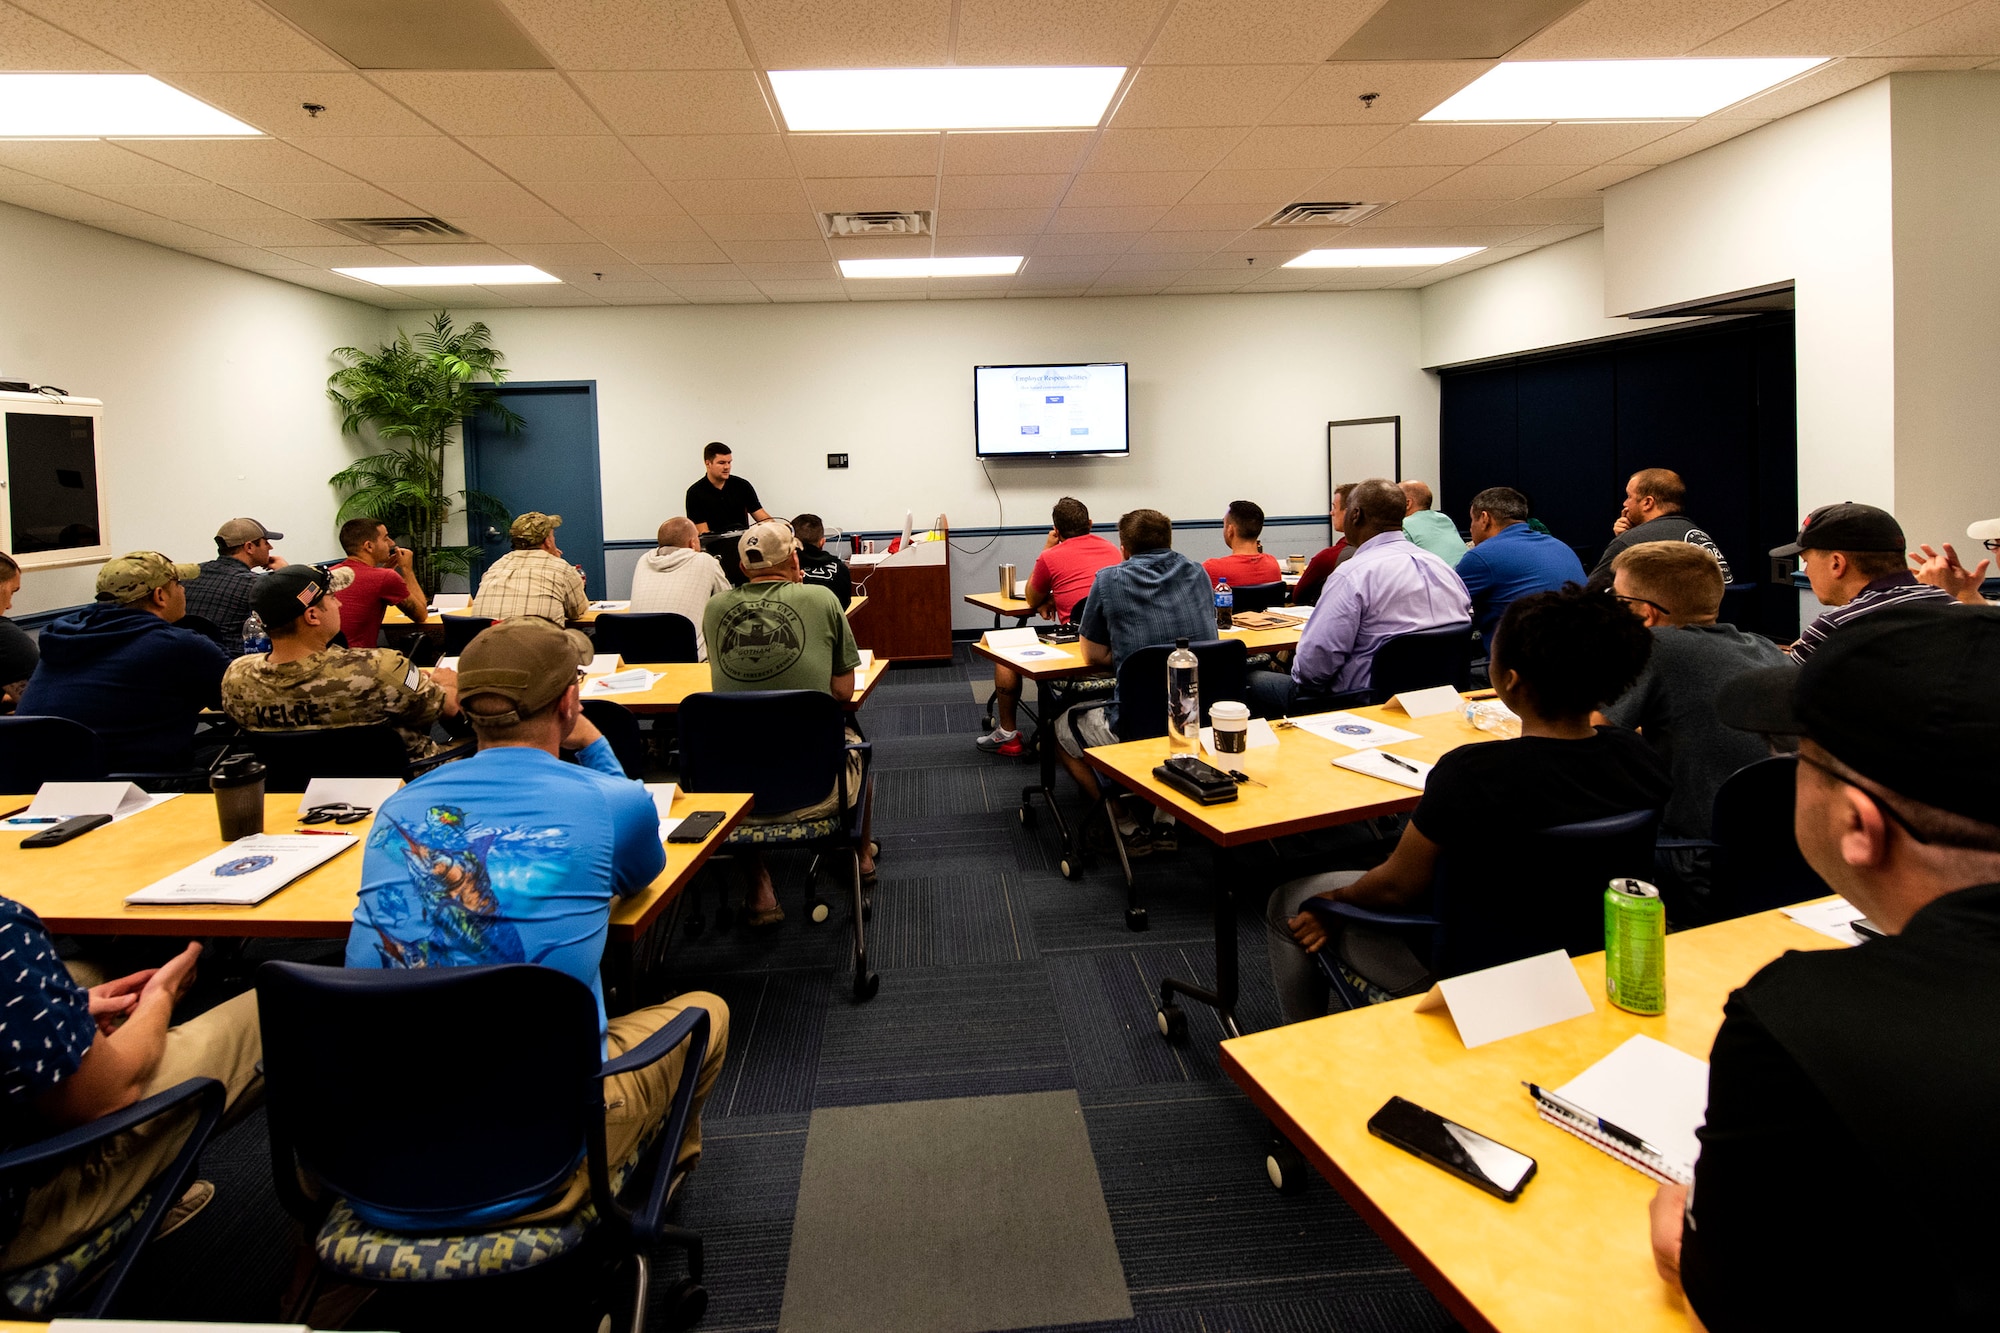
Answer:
[{"left": 975, "top": 727, "right": 1022, "bottom": 753}]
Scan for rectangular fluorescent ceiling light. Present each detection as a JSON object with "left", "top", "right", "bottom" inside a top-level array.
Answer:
[
  {"left": 840, "top": 256, "right": 1023, "bottom": 278},
  {"left": 0, "top": 74, "right": 261, "bottom": 137},
  {"left": 1423, "top": 58, "right": 1828, "bottom": 121},
  {"left": 334, "top": 265, "right": 560, "bottom": 286},
  {"left": 1284, "top": 247, "right": 1484, "bottom": 268},
  {"left": 770, "top": 67, "right": 1124, "bottom": 131}
]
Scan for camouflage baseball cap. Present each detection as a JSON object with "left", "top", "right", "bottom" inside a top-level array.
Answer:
[
  {"left": 739, "top": 518, "right": 801, "bottom": 572},
  {"left": 216, "top": 517, "right": 284, "bottom": 545},
  {"left": 97, "top": 551, "right": 200, "bottom": 603},
  {"left": 509, "top": 511, "right": 562, "bottom": 545},
  {"left": 457, "top": 618, "right": 595, "bottom": 724}
]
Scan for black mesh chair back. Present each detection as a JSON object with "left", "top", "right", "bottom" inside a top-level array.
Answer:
[
  {"left": 579, "top": 699, "right": 648, "bottom": 779},
  {"left": 1065, "top": 595, "right": 1086, "bottom": 628},
  {"left": 678, "top": 690, "right": 846, "bottom": 813},
  {"left": 1367, "top": 624, "right": 1475, "bottom": 702},
  {"left": 0, "top": 715, "right": 107, "bottom": 789},
  {"left": 441, "top": 614, "right": 495, "bottom": 655},
  {"left": 242, "top": 725, "right": 415, "bottom": 792},
  {"left": 1229, "top": 581, "right": 1289, "bottom": 613},
  {"left": 1708, "top": 756, "right": 1829, "bottom": 917},
  {"left": 1434, "top": 808, "right": 1661, "bottom": 978},
  {"left": 1113, "top": 639, "right": 1249, "bottom": 743},
  {"left": 595, "top": 612, "right": 699, "bottom": 664},
  {"left": 256, "top": 962, "right": 603, "bottom": 1231}
]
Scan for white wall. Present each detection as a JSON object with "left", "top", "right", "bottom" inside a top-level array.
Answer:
[
  {"left": 452, "top": 291, "right": 1438, "bottom": 549},
  {"left": 1418, "top": 231, "right": 1690, "bottom": 369},
  {"left": 0, "top": 201, "right": 386, "bottom": 616},
  {"left": 1604, "top": 81, "right": 1896, "bottom": 516}
]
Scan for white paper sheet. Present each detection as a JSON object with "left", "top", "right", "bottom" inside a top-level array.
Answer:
[
  {"left": 590, "top": 600, "right": 631, "bottom": 611},
  {"left": 582, "top": 669, "right": 662, "bottom": 697},
  {"left": 994, "top": 644, "right": 1065, "bottom": 664},
  {"left": 1391, "top": 685, "right": 1463, "bottom": 719},
  {"left": 297, "top": 778, "right": 400, "bottom": 815},
  {"left": 643, "top": 782, "right": 686, "bottom": 838},
  {"left": 1330, "top": 749, "right": 1433, "bottom": 791},
  {"left": 1781, "top": 897, "right": 1866, "bottom": 946},
  {"left": 584, "top": 654, "right": 620, "bottom": 676},
  {"left": 125, "top": 833, "right": 358, "bottom": 906},
  {"left": 431, "top": 593, "right": 470, "bottom": 611},
  {"left": 1199, "top": 718, "right": 1278, "bottom": 758},
  {"left": 1290, "top": 711, "right": 1424, "bottom": 749},
  {"left": 984, "top": 626, "right": 1040, "bottom": 649},
  {"left": 1554, "top": 1035, "right": 1711, "bottom": 1176},
  {"left": 438, "top": 656, "right": 459, "bottom": 671},
  {"left": 1415, "top": 950, "right": 1596, "bottom": 1048},
  {"left": 858, "top": 648, "right": 875, "bottom": 669},
  {"left": 18, "top": 782, "right": 176, "bottom": 826}
]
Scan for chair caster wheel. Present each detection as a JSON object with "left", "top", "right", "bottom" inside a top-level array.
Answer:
[
  {"left": 809, "top": 899, "right": 830, "bottom": 924},
  {"left": 1060, "top": 855, "right": 1082, "bottom": 880},
  {"left": 853, "top": 970, "right": 880, "bottom": 1001},
  {"left": 982, "top": 713, "right": 994, "bottom": 731},
  {"left": 684, "top": 914, "right": 706, "bottom": 940},
  {"left": 1125, "top": 907, "right": 1148, "bottom": 932},
  {"left": 1266, "top": 1138, "right": 1309, "bottom": 1195},
  {"left": 1156, "top": 1003, "right": 1188, "bottom": 1043},
  {"left": 1018, "top": 805, "right": 1036, "bottom": 829},
  {"left": 664, "top": 1276, "right": 708, "bottom": 1330}
]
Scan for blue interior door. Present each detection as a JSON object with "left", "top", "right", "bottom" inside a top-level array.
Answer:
[{"left": 463, "top": 382, "right": 606, "bottom": 598}]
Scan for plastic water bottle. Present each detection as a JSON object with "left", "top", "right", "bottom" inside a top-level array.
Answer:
[
  {"left": 240, "top": 611, "right": 271, "bottom": 657},
  {"left": 1462, "top": 698, "right": 1521, "bottom": 738},
  {"left": 1167, "top": 637, "right": 1199, "bottom": 752},
  {"left": 1214, "top": 579, "right": 1234, "bottom": 634}
]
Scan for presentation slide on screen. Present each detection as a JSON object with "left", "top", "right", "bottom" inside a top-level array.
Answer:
[{"left": 975, "top": 364, "right": 1128, "bottom": 456}]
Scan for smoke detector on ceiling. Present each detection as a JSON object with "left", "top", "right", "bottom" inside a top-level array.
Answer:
[
  {"left": 1262, "top": 201, "right": 1389, "bottom": 227},
  {"left": 822, "top": 210, "right": 932, "bottom": 237},
  {"left": 315, "top": 216, "right": 473, "bottom": 244}
]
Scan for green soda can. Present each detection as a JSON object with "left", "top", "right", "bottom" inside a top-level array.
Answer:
[{"left": 1604, "top": 878, "right": 1666, "bottom": 1015}]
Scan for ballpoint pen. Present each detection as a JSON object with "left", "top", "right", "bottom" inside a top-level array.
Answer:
[
  {"left": 1227, "top": 770, "right": 1266, "bottom": 787},
  {"left": 1380, "top": 753, "right": 1422, "bottom": 775},
  {"left": 1522, "top": 1083, "right": 1671, "bottom": 1159}
]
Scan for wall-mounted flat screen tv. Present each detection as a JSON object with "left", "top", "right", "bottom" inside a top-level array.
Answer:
[{"left": 974, "top": 363, "right": 1129, "bottom": 458}]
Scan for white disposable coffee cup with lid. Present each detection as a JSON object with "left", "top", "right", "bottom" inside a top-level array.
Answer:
[{"left": 1210, "top": 700, "right": 1251, "bottom": 753}]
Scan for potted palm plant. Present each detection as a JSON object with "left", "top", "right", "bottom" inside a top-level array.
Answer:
[{"left": 326, "top": 311, "right": 521, "bottom": 592}]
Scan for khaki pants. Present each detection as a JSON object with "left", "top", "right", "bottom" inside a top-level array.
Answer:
[
  {"left": 0, "top": 991, "right": 265, "bottom": 1271},
  {"left": 509, "top": 991, "right": 730, "bottom": 1225}
]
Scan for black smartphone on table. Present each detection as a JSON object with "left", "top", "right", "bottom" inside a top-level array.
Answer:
[
  {"left": 20, "top": 814, "right": 114, "bottom": 847},
  {"left": 667, "top": 810, "right": 728, "bottom": 843},
  {"left": 1367, "top": 1096, "right": 1537, "bottom": 1202}
]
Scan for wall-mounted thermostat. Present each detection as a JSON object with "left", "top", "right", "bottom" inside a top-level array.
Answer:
[{"left": 827, "top": 453, "right": 849, "bottom": 469}]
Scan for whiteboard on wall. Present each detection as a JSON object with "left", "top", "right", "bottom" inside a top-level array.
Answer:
[{"left": 1327, "top": 417, "right": 1401, "bottom": 513}]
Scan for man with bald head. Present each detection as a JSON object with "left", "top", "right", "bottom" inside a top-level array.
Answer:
[
  {"left": 629, "top": 515, "right": 730, "bottom": 660},
  {"left": 1246, "top": 478, "right": 1471, "bottom": 718},
  {"left": 1399, "top": 480, "right": 1468, "bottom": 567}
]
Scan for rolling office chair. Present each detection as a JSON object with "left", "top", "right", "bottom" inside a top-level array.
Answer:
[
  {"left": 1312, "top": 623, "right": 1477, "bottom": 712},
  {"left": 1065, "top": 638, "right": 1247, "bottom": 933},
  {"left": 1228, "top": 581, "right": 1289, "bottom": 613},
  {"left": 595, "top": 613, "right": 699, "bottom": 665},
  {"left": 0, "top": 715, "right": 106, "bottom": 788},
  {"left": 579, "top": 699, "right": 649, "bottom": 780},
  {"left": 239, "top": 725, "right": 472, "bottom": 792},
  {"left": 441, "top": 614, "right": 496, "bottom": 655},
  {"left": 255, "top": 962, "right": 713, "bottom": 1332},
  {"left": 1656, "top": 755, "right": 1829, "bottom": 925}
]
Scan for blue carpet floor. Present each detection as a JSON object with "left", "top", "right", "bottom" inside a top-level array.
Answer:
[{"left": 107, "top": 645, "right": 1458, "bottom": 1332}]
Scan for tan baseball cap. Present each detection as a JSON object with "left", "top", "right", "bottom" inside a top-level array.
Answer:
[
  {"left": 738, "top": 518, "right": 801, "bottom": 572},
  {"left": 509, "top": 511, "right": 562, "bottom": 545},
  {"left": 216, "top": 517, "right": 283, "bottom": 545},
  {"left": 456, "top": 618, "right": 595, "bottom": 725},
  {"left": 97, "top": 551, "right": 200, "bottom": 603}
]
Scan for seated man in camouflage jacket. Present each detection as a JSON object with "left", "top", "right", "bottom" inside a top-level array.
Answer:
[{"left": 221, "top": 565, "right": 459, "bottom": 758}]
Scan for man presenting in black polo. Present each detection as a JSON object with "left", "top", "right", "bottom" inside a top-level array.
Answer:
[{"left": 685, "top": 442, "right": 771, "bottom": 537}]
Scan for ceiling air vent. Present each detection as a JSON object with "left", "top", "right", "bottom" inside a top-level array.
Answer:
[
  {"left": 822, "top": 210, "right": 932, "bottom": 238},
  {"left": 314, "top": 216, "right": 472, "bottom": 244},
  {"left": 1262, "top": 201, "right": 1388, "bottom": 227}
]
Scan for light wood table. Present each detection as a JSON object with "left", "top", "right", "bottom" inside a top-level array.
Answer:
[
  {"left": 1082, "top": 700, "right": 1496, "bottom": 1035},
  {"left": 388, "top": 597, "right": 867, "bottom": 628},
  {"left": 1222, "top": 906, "right": 1842, "bottom": 1333},
  {"left": 582, "top": 660, "right": 888, "bottom": 715},
  {"left": 965, "top": 589, "right": 1035, "bottom": 626}
]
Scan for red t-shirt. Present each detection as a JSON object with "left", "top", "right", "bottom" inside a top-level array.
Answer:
[
  {"left": 1292, "top": 542, "right": 1346, "bottom": 607},
  {"left": 1028, "top": 533, "right": 1120, "bottom": 624},
  {"left": 332, "top": 558, "right": 412, "bottom": 649},
  {"left": 1203, "top": 551, "right": 1282, "bottom": 590}
]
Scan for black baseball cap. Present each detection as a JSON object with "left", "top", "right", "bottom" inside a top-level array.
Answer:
[
  {"left": 251, "top": 564, "right": 347, "bottom": 627},
  {"left": 1716, "top": 604, "right": 2000, "bottom": 826},
  {"left": 1768, "top": 502, "right": 1906, "bottom": 558}
]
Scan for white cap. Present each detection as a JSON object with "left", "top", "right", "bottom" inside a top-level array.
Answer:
[{"left": 1968, "top": 517, "right": 2000, "bottom": 541}]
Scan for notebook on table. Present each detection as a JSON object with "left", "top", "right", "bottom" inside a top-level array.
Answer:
[{"left": 1529, "top": 1035, "right": 1709, "bottom": 1186}]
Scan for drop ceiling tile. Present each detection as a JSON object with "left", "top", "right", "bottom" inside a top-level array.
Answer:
[
  {"left": 378, "top": 241, "right": 523, "bottom": 265},
  {"left": 695, "top": 212, "right": 825, "bottom": 241},
  {"left": 1613, "top": 117, "right": 1766, "bottom": 163},
  {"left": 379, "top": 179, "right": 560, "bottom": 216},
  {"left": 939, "top": 173, "right": 1070, "bottom": 209},
  {"left": 1480, "top": 121, "right": 1693, "bottom": 165},
  {"left": 86, "top": 180, "right": 296, "bottom": 220},
  {"left": 805, "top": 175, "right": 937, "bottom": 211},
  {"left": 666, "top": 279, "right": 765, "bottom": 296},
  {"left": 1268, "top": 61, "right": 1493, "bottom": 125},
  {"left": 627, "top": 135, "right": 790, "bottom": 180},
  {"left": 934, "top": 206, "right": 1053, "bottom": 234},
  {"left": 84, "top": 216, "right": 242, "bottom": 248},
  {"left": 1416, "top": 163, "right": 1581, "bottom": 200},
  {"left": 1148, "top": 0, "right": 1381, "bottom": 63},
  {"left": 1030, "top": 230, "right": 1141, "bottom": 254},
  {"left": 367, "top": 72, "right": 609, "bottom": 136},
  {"left": 1179, "top": 167, "right": 1326, "bottom": 204},
  {"left": 181, "top": 246, "right": 309, "bottom": 270},
  {"left": 613, "top": 238, "right": 730, "bottom": 263},
  {"left": 1084, "top": 126, "right": 1246, "bottom": 172},
  {"left": 1351, "top": 123, "right": 1543, "bottom": 167},
  {"left": 1361, "top": 198, "right": 1511, "bottom": 227},
  {"left": 953, "top": 0, "right": 1168, "bottom": 64},
  {"left": 573, "top": 71, "right": 777, "bottom": 135},
  {"left": 1309, "top": 164, "right": 1457, "bottom": 199},
  {"left": 755, "top": 280, "right": 849, "bottom": 298},
  {"left": 1510, "top": 0, "right": 1778, "bottom": 59},
  {"left": 499, "top": 285, "right": 608, "bottom": 306},
  {"left": 461, "top": 136, "right": 652, "bottom": 182},
  {"left": 229, "top": 180, "right": 419, "bottom": 215},
  {"left": 440, "top": 214, "right": 595, "bottom": 243},
  {"left": 1694, "top": 0, "right": 1963, "bottom": 57},
  {"left": 1021, "top": 255, "right": 1115, "bottom": 276},
  {"left": 1513, "top": 222, "right": 1603, "bottom": 245},
  {"left": 1156, "top": 201, "right": 1278, "bottom": 230},
  {"left": 1127, "top": 228, "right": 1241, "bottom": 252},
  {"left": 825, "top": 235, "right": 931, "bottom": 258},
  {"left": 0, "top": 1, "right": 129, "bottom": 68},
  {"left": 718, "top": 238, "right": 831, "bottom": 262},
  {"left": 195, "top": 215, "right": 355, "bottom": 245},
  {"left": 530, "top": 179, "right": 685, "bottom": 215},
  {"left": 1867, "top": 0, "right": 2000, "bottom": 55},
  {"left": 496, "top": 0, "right": 752, "bottom": 69},
  {"left": 1111, "top": 64, "right": 1314, "bottom": 128},
  {"left": 1531, "top": 163, "right": 1654, "bottom": 197},
  {"left": 735, "top": 0, "right": 951, "bottom": 67},
  {"left": 594, "top": 282, "right": 686, "bottom": 305},
  {"left": 1007, "top": 286, "right": 1091, "bottom": 297},
  {"left": 1062, "top": 171, "right": 1202, "bottom": 207},
  {"left": 122, "top": 138, "right": 361, "bottom": 183},
  {"left": 664, "top": 176, "right": 809, "bottom": 213},
  {"left": 1198, "top": 246, "right": 1308, "bottom": 269},
  {"left": 265, "top": 243, "right": 403, "bottom": 266},
  {"left": 165, "top": 72, "right": 441, "bottom": 136},
  {"left": 536, "top": 263, "right": 655, "bottom": 285},
  {"left": 296, "top": 135, "right": 508, "bottom": 183},
  {"left": 736, "top": 260, "right": 839, "bottom": 279},
  {"left": 939, "top": 130, "right": 1094, "bottom": 175},
  {"left": 1325, "top": 223, "right": 1539, "bottom": 246},
  {"left": 1109, "top": 251, "right": 1204, "bottom": 271},
  {"left": 574, "top": 214, "right": 709, "bottom": 245},
  {"left": 1714, "top": 55, "right": 1983, "bottom": 118},
  {"left": 265, "top": 268, "right": 401, "bottom": 301},
  {"left": 11, "top": 0, "right": 344, "bottom": 70},
  {"left": 933, "top": 233, "right": 1036, "bottom": 255},
  {"left": 643, "top": 263, "right": 746, "bottom": 280},
  {"left": 1046, "top": 204, "right": 1169, "bottom": 232},
  {"left": 785, "top": 133, "right": 941, "bottom": 178},
  {"left": 1213, "top": 123, "right": 1397, "bottom": 171},
  {"left": 0, "top": 140, "right": 200, "bottom": 186},
  {"left": 1478, "top": 196, "right": 1603, "bottom": 225}
]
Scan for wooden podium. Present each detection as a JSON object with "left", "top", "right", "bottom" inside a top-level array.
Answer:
[{"left": 848, "top": 535, "right": 952, "bottom": 662}]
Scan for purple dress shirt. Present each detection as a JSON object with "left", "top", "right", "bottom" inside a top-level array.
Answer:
[{"left": 1292, "top": 530, "right": 1472, "bottom": 694}]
